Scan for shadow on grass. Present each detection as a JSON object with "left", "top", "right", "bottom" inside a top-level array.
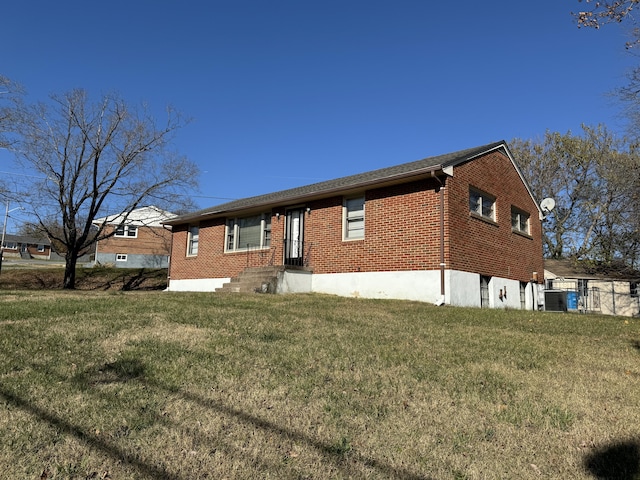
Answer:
[
  {"left": 82, "top": 268, "right": 167, "bottom": 291},
  {"left": 584, "top": 439, "right": 640, "bottom": 479},
  {"left": 0, "top": 387, "right": 181, "bottom": 480},
  {"left": 2, "top": 358, "right": 432, "bottom": 480}
]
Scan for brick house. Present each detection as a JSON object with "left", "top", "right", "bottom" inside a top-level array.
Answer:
[
  {"left": 164, "top": 141, "right": 545, "bottom": 308},
  {"left": 93, "top": 206, "right": 175, "bottom": 268},
  {"left": 1, "top": 234, "right": 52, "bottom": 260}
]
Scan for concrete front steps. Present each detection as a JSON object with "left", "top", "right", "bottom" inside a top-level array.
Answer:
[{"left": 215, "top": 266, "right": 285, "bottom": 294}]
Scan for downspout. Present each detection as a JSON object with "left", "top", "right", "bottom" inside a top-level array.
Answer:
[
  {"left": 431, "top": 170, "right": 446, "bottom": 306},
  {"left": 163, "top": 224, "right": 173, "bottom": 291}
]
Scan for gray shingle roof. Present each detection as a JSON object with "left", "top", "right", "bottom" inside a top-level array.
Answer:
[
  {"left": 545, "top": 258, "right": 640, "bottom": 281},
  {"left": 2, "top": 234, "right": 50, "bottom": 246},
  {"left": 166, "top": 141, "right": 507, "bottom": 225}
]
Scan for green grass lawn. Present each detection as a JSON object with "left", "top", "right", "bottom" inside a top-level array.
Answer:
[{"left": 0, "top": 291, "right": 638, "bottom": 479}]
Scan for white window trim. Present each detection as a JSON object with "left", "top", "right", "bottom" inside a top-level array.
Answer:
[
  {"left": 225, "top": 213, "right": 272, "bottom": 252},
  {"left": 343, "top": 195, "right": 365, "bottom": 241},
  {"left": 187, "top": 225, "right": 199, "bottom": 257},
  {"left": 116, "top": 253, "right": 128, "bottom": 262},
  {"left": 37, "top": 244, "right": 45, "bottom": 252},
  {"left": 114, "top": 224, "right": 138, "bottom": 238},
  {"left": 469, "top": 187, "right": 496, "bottom": 222},
  {"left": 511, "top": 207, "right": 531, "bottom": 235}
]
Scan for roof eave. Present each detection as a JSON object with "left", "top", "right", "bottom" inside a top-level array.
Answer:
[{"left": 164, "top": 165, "right": 445, "bottom": 225}]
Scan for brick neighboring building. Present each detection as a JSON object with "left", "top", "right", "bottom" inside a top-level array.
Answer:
[
  {"left": 93, "top": 206, "right": 175, "bottom": 269},
  {"left": 1, "top": 234, "right": 52, "bottom": 260},
  {"left": 164, "top": 141, "right": 545, "bottom": 309}
]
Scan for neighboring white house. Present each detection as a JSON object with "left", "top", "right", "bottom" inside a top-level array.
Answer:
[
  {"left": 545, "top": 259, "right": 640, "bottom": 317},
  {"left": 93, "top": 206, "right": 176, "bottom": 268}
]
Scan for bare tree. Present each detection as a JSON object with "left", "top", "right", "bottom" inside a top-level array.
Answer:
[
  {"left": 0, "top": 75, "right": 22, "bottom": 149},
  {"left": 574, "top": 0, "right": 638, "bottom": 36},
  {"left": 511, "top": 125, "right": 640, "bottom": 268},
  {"left": 0, "top": 75, "right": 23, "bottom": 200},
  {"left": 6, "top": 89, "right": 199, "bottom": 288}
]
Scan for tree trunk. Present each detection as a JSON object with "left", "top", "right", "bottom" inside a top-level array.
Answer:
[{"left": 63, "top": 251, "right": 78, "bottom": 289}]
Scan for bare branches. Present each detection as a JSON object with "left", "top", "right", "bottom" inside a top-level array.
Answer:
[
  {"left": 511, "top": 126, "right": 640, "bottom": 269},
  {"left": 574, "top": 0, "right": 640, "bottom": 47},
  {"left": 575, "top": 0, "right": 638, "bottom": 28},
  {"left": 7, "top": 88, "right": 199, "bottom": 288}
]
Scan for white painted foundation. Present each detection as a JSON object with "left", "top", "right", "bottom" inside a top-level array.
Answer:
[
  {"left": 310, "top": 270, "right": 442, "bottom": 302},
  {"left": 167, "top": 270, "right": 540, "bottom": 310},
  {"left": 277, "top": 269, "right": 313, "bottom": 293},
  {"left": 167, "top": 277, "right": 230, "bottom": 292}
]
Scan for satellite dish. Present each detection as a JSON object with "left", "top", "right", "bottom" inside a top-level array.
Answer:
[{"left": 540, "top": 197, "right": 556, "bottom": 215}]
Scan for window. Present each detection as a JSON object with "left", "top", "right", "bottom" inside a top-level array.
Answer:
[
  {"left": 344, "top": 196, "right": 365, "bottom": 240},
  {"left": 225, "top": 214, "right": 271, "bottom": 251},
  {"left": 3, "top": 241, "right": 17, "bottom": 250},
  {"left": 115, "top": 224, "right": 138, "bottom": 238},
  {"left": 520, "top": 282, "right": 527, "bottom": 310},
  {"left": 631, "top": 282, "right": 638, "bottom": 298},
  {"left": 578, "top": 279, "right": 589, "bottom": 297},
  {"left": 480, "top": 275, "right": 491, "bottom": 308},
  {"left": 37, "top": 244, "right": 45, "bottom": 252},
  {"left": 511, "top": 207, "right": 530, "bottom": 235},
  {"left": 116, "top": 253, "right": 128, "bottom": 262},
  {"left": 469, "top": 188, "right": 495, "bottom": 221},
  {"left": 187, "top": 225, "right": 199, "bottom": 256}
]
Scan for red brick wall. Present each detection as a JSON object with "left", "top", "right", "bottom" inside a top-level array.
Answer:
[
  {"left": 301, "top": 179, "right": 443, "bottom": 273},
  {"left": 445, "top": 150, "right": 544, "bottom": 282},
  {"left": 168, "top": 150, "right": 543, "bottom": 283},
  {"left": 169, "top": 217, "right": 283, "bottom": 280},
  {"left": 98, "top": 225, "right": 172, "bottom": 256}
]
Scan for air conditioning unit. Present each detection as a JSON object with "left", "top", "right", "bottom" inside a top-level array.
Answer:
[{"left": 544, "top": 290, "right": 567, "bottom": 312}]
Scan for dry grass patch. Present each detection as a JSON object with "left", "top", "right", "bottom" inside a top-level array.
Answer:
[
  {"left": 0, "top": 266, "right": 167, "bottom": 290},
  {"left": 0, "top": 291, "right": 638, "bottom": 479}
]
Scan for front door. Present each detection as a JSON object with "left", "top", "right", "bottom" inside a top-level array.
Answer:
[{"left": 284, "top": 208, "right": 304, "bottom": 266}]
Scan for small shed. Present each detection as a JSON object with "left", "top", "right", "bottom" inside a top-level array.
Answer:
[{"left": 544, "top": 259, "right": 640, "bottom": 317}]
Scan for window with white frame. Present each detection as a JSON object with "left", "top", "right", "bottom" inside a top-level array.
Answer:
[
  {"left": 116, "top": 253, "right": 128, "bottom": 262},
  {"left": 344, "top": 196, "right": 365, "bottom": 240},
  {"left": 511, "top": 207, "right": 530, "bottom": 235},
  {"left": 115, "top": 224, "right": 138, "bottom": 238},
  {"left": 225, "top": 213, "right": 271, "bottom": 251},
  {"left": 469, "top": 188, "right": 496, "bottom": 221},
  {"left": 3, "top": 241, "right": 17, "bottom": 249},
  {"left": 480, "top": 275, "right": 491, "bottom": 308},
  {"left": 37, "top": 244, "right": 45, "bottom": 252},
  {"left": 520, "top": 282, "right": 527, "bottom": 309},
  {"left": 187, "top": 225, "right": 199, "bottom": 256}
]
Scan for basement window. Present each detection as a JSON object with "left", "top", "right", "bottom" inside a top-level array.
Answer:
[
  {"left": 469, "top": 188, "right": 495, "bottom": 221},
  {"left": 520, "top": 282, "right": 527, "bottom": 309},
  {"left": 116, "top": 254, "right": 128, "bottom": 262},
  {"left": 480, "top": 275, "right": 491, "bottom": 308}
]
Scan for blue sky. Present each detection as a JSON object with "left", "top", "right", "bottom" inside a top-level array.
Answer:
[{"left": 0, "top": 0, "right": 636, "bottom": 229}]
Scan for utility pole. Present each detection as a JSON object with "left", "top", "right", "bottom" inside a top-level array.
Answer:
[
  {"left": 0, "top": 201, "right": 7, "bottom": 274},
  {"left": 0, "top": 201, "right": 22, "bottom": 275}
]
